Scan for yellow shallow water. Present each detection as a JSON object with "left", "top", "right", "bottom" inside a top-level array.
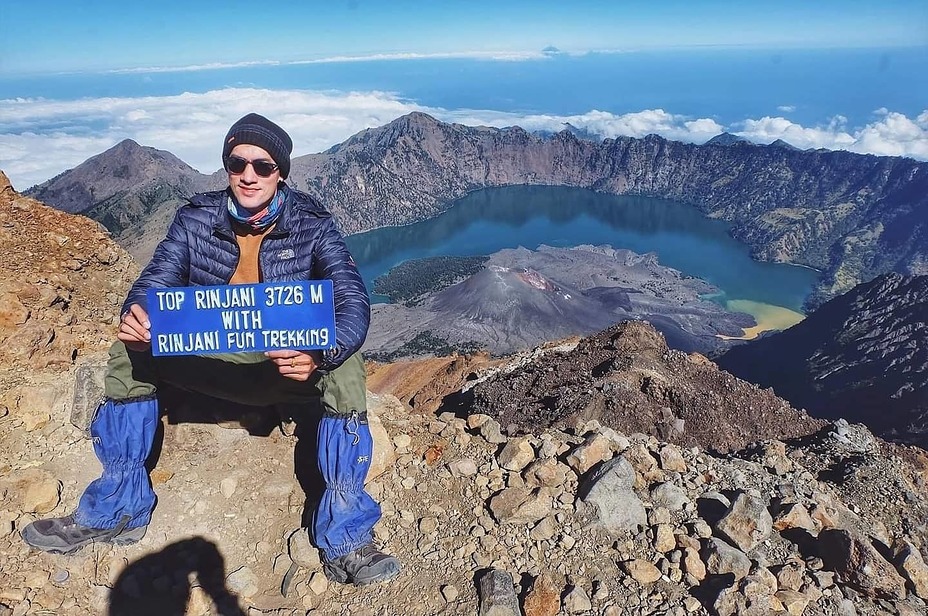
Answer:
[{"left": 717, "top": 299, "right": 805, "bottom": 340}]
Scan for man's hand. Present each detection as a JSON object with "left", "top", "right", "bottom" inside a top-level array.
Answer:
[
  {"left": 266, "top": 350, "right": 322, "bottom": 382},
  {"left": 117, "top": 304, "right": 152, "bottom": 352}
]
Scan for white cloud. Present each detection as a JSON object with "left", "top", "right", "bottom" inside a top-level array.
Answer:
[
  {"left": 737, "top": 116, "right": 857, "bottom": 149},
  {"left": 851, "top": 110, "right": 928, "bottom": 158},
  {"left": 735, "top": 111, "right": 928, "bottom": 158},
  {"left": 0, "top": 89, "right": 427, "bottom": 190},
  {"left": 777, "top": 105, "right": 796, "bottom": 113},
  {"left": 1, "top": 88, "right": 926, "bottom": 192},
  {"left": 90, "top": 48, "right": 638, "bottom": 76},
  {"left": 105, "top": 60, "right": 282, "bottom": 75},
  {"left": 448, "top": 108, "right": 725, "bottom": 144},
  {"left": 100, "top": 50, "right": 548, "bottom": 76},
  {"left": 289, "top": 50, "right": 547, "bottom": 64}
]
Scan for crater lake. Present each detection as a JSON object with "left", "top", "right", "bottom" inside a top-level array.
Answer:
[{"left": 345, "top": 186, "right": 820, "bottom": 333}]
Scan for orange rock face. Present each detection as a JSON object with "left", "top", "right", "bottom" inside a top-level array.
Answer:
[{"left": 0, "top": 171, "right": 138, "bottom": 373}]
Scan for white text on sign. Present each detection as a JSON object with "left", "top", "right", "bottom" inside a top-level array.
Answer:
[{"left": 146, "top": 282, "right": 336, "bottom": 356}]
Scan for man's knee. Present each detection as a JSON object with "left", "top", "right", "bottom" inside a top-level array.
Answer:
[
  {"left": 317, "top": 353, "right": 368, "bottom": 414},
  {"left": 104, "top": 341, "right": 157, "bottom": 400}
]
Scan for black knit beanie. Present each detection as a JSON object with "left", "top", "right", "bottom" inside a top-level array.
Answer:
[{"left": 222, "top": 113, "right": 293, "bottom": 179}]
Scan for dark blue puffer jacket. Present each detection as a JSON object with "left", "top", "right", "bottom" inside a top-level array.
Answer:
[{"left": 122, "top": 184, "right": 370, "bottom": 370}]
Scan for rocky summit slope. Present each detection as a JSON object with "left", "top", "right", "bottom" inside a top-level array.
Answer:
[
  {"left": 4, "top": 178, "right": 928, "bottom": 616},
  {"left": 29, "top": 113, "right": 928, "bottom": 307},
  {"left": 463, "top": 320, "right": 826, "bottom": 454},
  {"left": 717, "top": 273, "right": 928, "bottom": 449},
  {"left": 0, "top": 171, "right": 138, "bottom": 383}
]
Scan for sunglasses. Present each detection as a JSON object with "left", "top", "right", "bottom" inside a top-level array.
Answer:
[{"left": 224, "top": 155, "right": 279, "bottom": 177}]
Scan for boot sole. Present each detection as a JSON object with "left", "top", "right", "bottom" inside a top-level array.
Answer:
[
  {"left": 323, "top": 561, "right": 401, "bottom": 586},
  {"left": 22, "top": 525, "right": 147, "bottom": 555},
  {"left": 353, "top": 565, "right": 401, "bottom": 586}
]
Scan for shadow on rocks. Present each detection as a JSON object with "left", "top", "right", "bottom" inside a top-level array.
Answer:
[
  {"left": 142, "top": 387, "right": 286, "bottom": 480},
  {"left": 437, "top": 388, "right": 476, "bottom": 420},
  {"left": 690, "top": 572, "right": 736, "bottom": 608},
  {"left": 290, "top": 401, "right": 327, "bottom": 528},
  {"left": 152, "top": 387, "right": 328, "bottom": 549},
  {"left": 109, "top": 536, "right": 245, "bottom": 616},
  {"left": 157, "top": 386, "right": 282, "bottom": 437},
  {"left": 779, "top": 527, "right": 820, "bottom": 560}
]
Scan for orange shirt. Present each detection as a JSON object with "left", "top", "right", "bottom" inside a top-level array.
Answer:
[{"left": 229, "top": 223, "right": 275, "bottom": 284}]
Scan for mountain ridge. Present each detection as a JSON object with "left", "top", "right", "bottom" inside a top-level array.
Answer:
[
  {"left": 26, "top": 112, "right": 928, "bottom": 306},
  {"left": 29, "top": 139, "right": 209, "bottom": 214}
]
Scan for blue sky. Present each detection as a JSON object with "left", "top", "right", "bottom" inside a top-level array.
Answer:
[{"left": 2, "top": 0, "right": 926, "bottom": 74}]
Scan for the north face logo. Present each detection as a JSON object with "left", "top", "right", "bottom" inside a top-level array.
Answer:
[{"left": 278, "top": 249, "right": 295, "bottom": 260}]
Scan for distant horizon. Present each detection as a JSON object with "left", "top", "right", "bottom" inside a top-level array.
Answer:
[
  {"left": 1, "top": 0, "right": 924, "bottom": 75},
  {"left": 7, "top": 42, "right": 925, "bottom": 78}
]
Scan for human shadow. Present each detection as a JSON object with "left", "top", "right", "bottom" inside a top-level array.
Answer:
[{"left": 109, "top": 536, "right": 246, "bottom": 616}]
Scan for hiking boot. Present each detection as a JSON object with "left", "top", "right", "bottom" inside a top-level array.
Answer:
[
  {"left": 21, "top": 514, "right": 146, "bottom": 555},
  {"left": 322, "top": 543, "right": 401, "bottom": 585}
]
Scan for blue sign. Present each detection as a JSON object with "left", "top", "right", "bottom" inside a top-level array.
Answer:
[{"left": 146, "top": 281, "right": 336, "bottom": 356}]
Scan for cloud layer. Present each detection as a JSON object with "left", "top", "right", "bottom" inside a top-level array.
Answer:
[
  {"left": 102, "top": 50, "right": 551, "bottom": 75},
  {"left": 1, "top": 88, "right": 926, "bottom": 191}
]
